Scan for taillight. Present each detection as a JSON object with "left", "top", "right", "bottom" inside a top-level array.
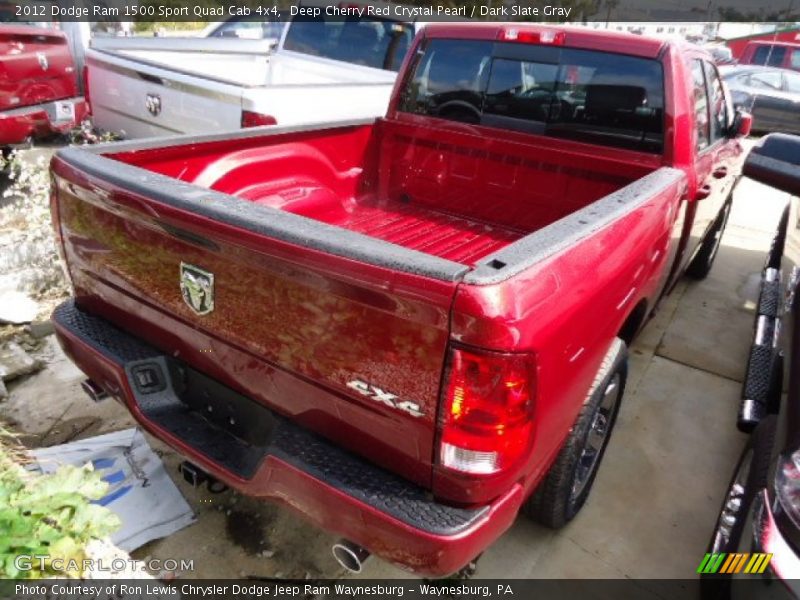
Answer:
[
  {"left": 241, "top": 110, "right": 277, "bottom": 128},
  {"left": 82, "top": 66, "right": 91, "bottom": 114},
  {"left": 498, "top": 28, "right": 566, "bottom": 45},
  {"left": 438, "top": 345, "right": 536, "bottom": 475}
]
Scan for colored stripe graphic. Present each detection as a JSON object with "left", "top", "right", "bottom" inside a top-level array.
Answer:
[{"left": 698, "top": 553, "right": 773, "bottom": 574}]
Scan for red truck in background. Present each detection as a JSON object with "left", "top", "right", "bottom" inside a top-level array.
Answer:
[
  {"left": 736, "top": 40, "right": 800, "bottom": 72},
  {"left": 1, "top": 24, "right": 87, "bottom": 155},
  {"left": 49, "top": 23, "right": 751, "bottom": 576}
]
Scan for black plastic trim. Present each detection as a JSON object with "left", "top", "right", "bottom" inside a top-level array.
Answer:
[
  {"left": 53, "top": 299, "right": 487, "bottom": 536},
  {"left": 57, "top": 126, "right": 685, "bottom": 287},
  {"left": 464, "top": 167, "right": 686, "bottom": 285}
]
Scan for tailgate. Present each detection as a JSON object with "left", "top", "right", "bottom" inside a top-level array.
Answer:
[
  {"left": 0, "top": 26, "right": 77, "bottom": 111},
  {"left": 52, "top": 148, "right": 467, "bottom": 487},
  {"left": 86, "top": 51, "right": 244, "bottom": 138}
]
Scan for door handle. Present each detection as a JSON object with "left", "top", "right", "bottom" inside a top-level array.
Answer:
[
  {"left": 696, "top": 184, "right": 712, "bottom": 200},
  {"left": 713, "top": 166, "right": 728, "bottom": 179}
]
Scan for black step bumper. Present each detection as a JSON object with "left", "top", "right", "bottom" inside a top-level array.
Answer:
[{"left": 52, "top": 299, "right": 523, "bottom": 576}]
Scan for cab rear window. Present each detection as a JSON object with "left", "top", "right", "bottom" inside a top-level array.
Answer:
[{"left": 399, "top": 38, "right": 665, "bottom": 154}]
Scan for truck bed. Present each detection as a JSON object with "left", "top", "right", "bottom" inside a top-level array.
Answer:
[
  {"left": 107, "top": 119, "right": 660, "bottom": 268},
  {"left": 328, "top": 202, "right": 522, "bottom": 265}
]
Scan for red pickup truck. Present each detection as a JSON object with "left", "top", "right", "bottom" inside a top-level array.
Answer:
[
  {"left": 0, "top": 24, "right": 88, "bottom": 152},
  {"left": 49, "top": 24, "right": 751, "bottom": 576}
]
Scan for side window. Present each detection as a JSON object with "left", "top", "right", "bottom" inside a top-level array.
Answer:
[
  {"left": 691, "top": 60, "right": 710, "bottom": 151},
  {"left": 752, "top": 46, "right": 770, "bottom": 64},
  {"left": 785, "top": 72, "right": 800, "bottom": 93},
  {"left": 752, "top": 45, "right": 786, "bottom": 66},
  {"left": 749, "top": 70, "right": 782, "bottom": 90},
  {"left": 767, "top": 46, "right": 788, "bottom": 67},
  {"left": 704, "top": 61, "right": 729, "bottom": 143},
  {"left": 399, "top": 39, "right": 493, "bottom": 123}
]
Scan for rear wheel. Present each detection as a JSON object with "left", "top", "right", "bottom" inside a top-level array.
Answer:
[
  {"left": 687, "top": 198, "right": 732, "bottom": 280},
  {"left": 522, "top": 338, "right": 628, "bottom": 528}
]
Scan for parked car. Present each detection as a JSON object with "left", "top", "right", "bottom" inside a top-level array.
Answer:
[
  {"left": 0, "top": 24, "right": 88, "bottom": 150},
  {"left": 722, "top": 66, "right": 800, "bottom": 135},
  {"left": 703, "top": 133, "right": 800, "bottom": 599},
  {"left": 85, "top": 1, "right": 419, "bottom": 138},
  {"left": 739, "top": 41, "right": 800, "bottom": 72},
  {"left": 49, "top": 24, "right": 750, "bottom": 576}
]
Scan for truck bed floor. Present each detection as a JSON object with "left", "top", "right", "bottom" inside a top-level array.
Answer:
[{"left": 327, "top": 201, "right": 524, "bottom": 266}]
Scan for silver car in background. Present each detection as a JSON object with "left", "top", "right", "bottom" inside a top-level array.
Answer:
[{"left": 722, "top": 66, "right": 800, "bottom": 135}]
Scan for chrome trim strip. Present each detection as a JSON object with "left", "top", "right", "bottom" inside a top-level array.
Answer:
[
  {"left": 756, "top": 315, "right": 770, "bottom": 346},
  {"left": 87, "top": 55, "right": 245, "bottom": 102},
  {"left": 0, "top": 96, "right": 84, "bottom": 118}
]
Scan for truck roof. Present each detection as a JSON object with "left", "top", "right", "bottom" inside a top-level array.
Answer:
[{"left": 422, "top": 23, "right": 669, "bottom": 59}]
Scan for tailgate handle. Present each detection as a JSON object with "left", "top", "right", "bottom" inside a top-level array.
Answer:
[
  {"left": 159, "top": 222, "right": 220, "bottom": 251},
  {"left": 138, "top": 72, "right": 164, "bottom": 85}
]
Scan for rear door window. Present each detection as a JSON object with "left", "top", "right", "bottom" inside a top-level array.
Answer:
[
  {"left": 704, "top": 61, "right": 729, "bottom": 143},
  {"left": 400, "top": 39, "right": 665, "bottom": 153},
  {"left": 690, "top": 60, "right": 710, "bottom": 151}
]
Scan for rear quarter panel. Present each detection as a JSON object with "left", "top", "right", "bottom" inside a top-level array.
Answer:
[{"left": 436, "top": 167, "right": 687, "bottom": 502}]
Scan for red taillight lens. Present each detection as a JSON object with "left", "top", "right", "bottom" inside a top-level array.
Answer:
[
  {"left": 439, "top": 346, "right": 536, "bottom": 475},
  {"left": 82, "top": 66, "right": 91, "bottom": 115},
  {"left": 241, "top": 110, "right": 277, "bottom": 128},
  {"left": 498, "top": 28, "right": 565, "bottom": 45}
]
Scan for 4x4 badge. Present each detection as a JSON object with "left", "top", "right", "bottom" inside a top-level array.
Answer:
[{"left": 180, "top": 263, "right": 214, "bottom": 315}]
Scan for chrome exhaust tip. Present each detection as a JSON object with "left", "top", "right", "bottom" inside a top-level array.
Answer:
[
  {"left": 332, "top": 540, "right": 370, "bottom": 573},
  {"left": 81, "top": 379, "right": 108, "bottom": 402}
]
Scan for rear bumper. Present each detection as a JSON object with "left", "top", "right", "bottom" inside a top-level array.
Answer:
[
  {"left": 0, "top": 97, "right": 87, "bottom": 146},
  {"left": 52, "top": 299, "right": 522, "bottom": 576}
]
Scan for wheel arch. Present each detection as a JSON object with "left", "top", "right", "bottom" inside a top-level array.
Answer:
[{"left": 617, "top": 298, "right": 649, "bottom": 346}]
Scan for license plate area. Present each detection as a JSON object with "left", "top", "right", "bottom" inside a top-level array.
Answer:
[
  {"left": 166, "top": 359, "right": 277, "bottom": 447},
  {"left": 125, "top": 356, "right": 277, "bottom": 477},
  {"left": 49, "top": 100, "right": 75, "bottom": 122}
]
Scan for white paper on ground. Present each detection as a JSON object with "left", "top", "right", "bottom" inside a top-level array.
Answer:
[{"left": 31, "top": 427, "right": 196, "bottom": 551}]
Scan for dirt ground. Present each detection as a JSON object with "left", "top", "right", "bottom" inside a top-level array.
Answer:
[{"left": 0, "top": 143, "right": 794, "bottom": 581}]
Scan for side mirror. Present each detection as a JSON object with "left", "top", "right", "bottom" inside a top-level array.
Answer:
[
  {"left": 731, "top": 108, "right": 752, "bottom": 138},
  {"left": 744, "top": 133, "right": 800, "bottom": 196}
]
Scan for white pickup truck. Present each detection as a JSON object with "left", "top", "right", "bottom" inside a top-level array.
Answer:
[{"left": 86, "top": 10, "right": 417, "bottom": 138}]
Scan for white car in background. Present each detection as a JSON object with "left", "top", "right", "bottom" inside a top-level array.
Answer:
[{"left": 85, "top": 1, "right": 421, "bottom": 138}]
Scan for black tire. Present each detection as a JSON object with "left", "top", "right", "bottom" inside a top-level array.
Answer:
[
  {"left": 687, "top": 198, "right": 732, "bottom": 280},
  {"left": 701, "top": 417, "right": 776, "bottom": 600},
  {"left": 522, "top": 338, "right": 628, "bottom": 528}
]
